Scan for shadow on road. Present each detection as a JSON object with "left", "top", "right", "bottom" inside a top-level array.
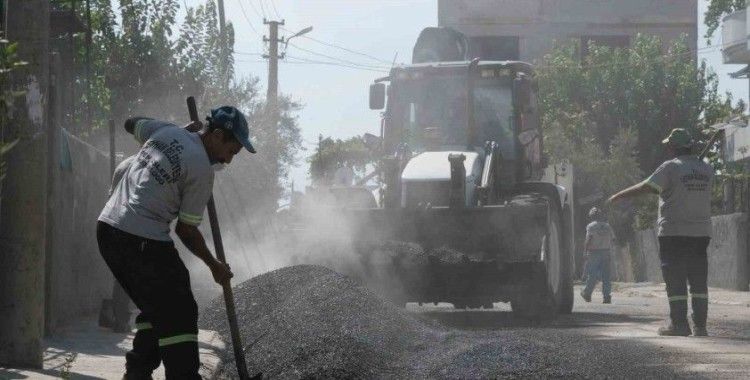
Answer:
[{"left": 416, "top": 310, "right": 662, "bottom": 330}]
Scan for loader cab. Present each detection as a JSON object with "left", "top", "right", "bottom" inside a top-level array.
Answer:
[{"left": 370, "top": 61, "right": 544, "bottom": 185}]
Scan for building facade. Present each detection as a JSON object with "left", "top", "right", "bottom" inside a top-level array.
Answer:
[{"left": 438, "top": 0, "right": 698, "bottom": 62}]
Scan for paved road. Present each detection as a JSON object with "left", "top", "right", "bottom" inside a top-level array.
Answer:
[{"left": 403, "top": 283, "right": 750, "bottom": 379}]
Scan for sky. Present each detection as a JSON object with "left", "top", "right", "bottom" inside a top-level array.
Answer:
[{"left": 179, "top": 0, "right": 750, "bottom": 192}]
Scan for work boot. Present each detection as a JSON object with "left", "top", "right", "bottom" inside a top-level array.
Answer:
[
  {"left": 580, "top": 290, "right": 591, "bottom": 302},
  {"left": 122, "top": 372, "right": 153, "bottom": 380},
  {"left": 658, "top": 322, "right": 691, "bottom": 337},
  {"left": 603, "top": 295, "right": 611, "bottom": 304},
  {"left": 693, "top": 325, "right": 708, "bottom": 337},
  {"left": 113, "top": 321, "right": 132, "bottom": 333}
]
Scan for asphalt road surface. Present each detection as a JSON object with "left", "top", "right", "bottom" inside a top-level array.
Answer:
[{"left": 403, "top": 282, "right": 750, "bottom": 379}]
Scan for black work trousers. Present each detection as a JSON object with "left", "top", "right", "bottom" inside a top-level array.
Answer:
[
  {"left": 658, "top": 236, "right": 710, "bottom": 328},
  {"left": 97, "top": 221, "right": 200, "bottom": 380}
]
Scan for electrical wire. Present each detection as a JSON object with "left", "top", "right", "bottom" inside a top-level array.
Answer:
[
  {"left": 280, "top": 25, "right": 392, "bottom": 65},
  {"left": 235, "top": 0, "right": 262, "bottom": 36},
  {"left": 257, "top": 0, "right": 267, "bottom": 19},
  {"left": 284, "top": 54, "right": 389, "bottom": 73},
  {"left": 243, "top": 0, "right": 264, "bottom": 19},
  {"left": 269, "top": 0, "right": 281, "bottom": 19},
  {"left": 286, "top": 41, "right": 391, "bottom": 70},
  {"left": 235, "top": 50, "right": 265, "bottom": 56}
]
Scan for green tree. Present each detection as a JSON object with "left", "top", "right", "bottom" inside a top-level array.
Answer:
[
  {"left": 309, "top": 136, "right": 374, "bottom": 185},
  {"left": 0, "top": 33, "right": 26, "bottom": 202},
  {"left": 538, "top": 35, "right": 743, "bottom": 235},
  {"left": 65, "top": 0, "right": 302, "bottom": 212},
  {"left": 705, "top": 0, "right": 746, "bottom": 41}
]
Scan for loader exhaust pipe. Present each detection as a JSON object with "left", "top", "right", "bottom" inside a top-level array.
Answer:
[
  {"left": 466, "top": 58, "right": 480, "bottom": 150},
  {"left": 448, "top": 153, "right": 466, "bottom": 208}
]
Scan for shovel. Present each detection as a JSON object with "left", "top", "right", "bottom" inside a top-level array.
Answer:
[{"left": 186, "top": 96, "right": 258, "bottom": 380}]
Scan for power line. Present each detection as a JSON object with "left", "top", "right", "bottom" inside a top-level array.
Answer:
[
  {"left": 280, "top": 25, "right": 392, "bottom": 65},
  {"left": 235, "top": 0, "right": 262, "bottom": 36},
  {"left": 257, "top": 0, "right": 267, "bottom": 18},
  {"left": 286, "top": 41, "right": 391, "bottom": 70},
  {"left": 269, "top": 0, "right": 281, "bottom": 19},
  {"left": 244, "top": 0, "right": 264, "bottom": 19},
  {"left": 236, "top": 56, "right": 389, "bottom": 73},
  {"left": 235, "top": 50, "right": 265, "bottom": 56},
  {"left": 284, "top": 54, "right": 389, "bottom": 73}
]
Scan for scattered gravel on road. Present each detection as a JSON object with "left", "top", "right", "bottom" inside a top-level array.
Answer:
[
  {"left": 200, "top": 265, "right": 706, "bottom": 379},
  {"left": 199, "top": 265, "right": 435, "bottom": 378}
]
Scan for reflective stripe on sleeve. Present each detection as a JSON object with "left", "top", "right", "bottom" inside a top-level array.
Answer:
[
  {"left": 178, "top": 212, "right": 202, "bottom": 226},
  {"left": 692, "top": 293, "right": 709, "bottom": 299},
  {"left": 643, "top": 179, "right": 662, "bottom": 193}
]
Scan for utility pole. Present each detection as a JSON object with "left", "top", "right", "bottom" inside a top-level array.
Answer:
[
  {"left": 264, "top": 19, "right": 284, "bottom": 185},
  {"left": 0, "top": 0, "right": 50, "bottom": 368},
  {"left": 85, "top": 0, "right": 92, "bottom": 127},
  {"left": 216, "top": 0, "right": 229, "bottom": 89}
]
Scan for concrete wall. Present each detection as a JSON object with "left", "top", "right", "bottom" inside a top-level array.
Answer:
[
  {"left": 0, "top": 0, "right": 50, "bottom": 367},
  {"left": 635, "top": 228, "right": 663, "bottom": 283},
  {"left": 44, "top": 129, "right": 114, "bottom": 334},
  {"left": 610, "top": 245, "right": 635, "bottom": 282},
  {"left": 438, "top": 0, "right": 697, "bottom": 62},
  {"left": 634, "top": 213, "right": 750, "bottom": 291}
]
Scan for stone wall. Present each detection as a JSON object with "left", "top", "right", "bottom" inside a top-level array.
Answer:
[{"left": 634, "top": 213, "right": 750, "bottom": 291}]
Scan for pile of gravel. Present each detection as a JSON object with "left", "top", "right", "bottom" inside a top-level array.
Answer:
[{"left": 199, "top": 265, "right": 435, "bottom": 378}]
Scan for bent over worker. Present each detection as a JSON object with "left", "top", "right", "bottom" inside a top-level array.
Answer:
[
  {"left": 97, "top": 106, "right": 256, "bottom": 379},
  {"left": 608, "top": 128, "right": 713, "bottom": 337},
  {"left": 580, "top": 207, "right": 615, "bottom": 304}
]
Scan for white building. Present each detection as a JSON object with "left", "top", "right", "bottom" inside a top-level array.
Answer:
[{"left": 721, "top": 7, "right": 750, "bottom": 165}]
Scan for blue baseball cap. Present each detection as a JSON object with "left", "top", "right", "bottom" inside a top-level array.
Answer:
[{"left": 207, "top": 106, "right": 256, "bottom": 153}]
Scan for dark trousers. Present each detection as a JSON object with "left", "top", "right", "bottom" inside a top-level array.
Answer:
[
  {"left": 658, "top": 236, "right": 710, "bottom": 328},
  {"left": 583, "top": 250, "right": 611, "bottom": 298},
  {"left": 112, "top": 281, "right": 131, "bottom": 330},
  {"left": 97, "top": 222, "right": 200, "bottom": 380}
]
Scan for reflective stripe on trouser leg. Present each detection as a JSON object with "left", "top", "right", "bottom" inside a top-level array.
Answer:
[
  {"left": 159, "top": 333, "right": 198, "bottom": 347},
  {"left": 128, "top": 314, "right": 160, "bottom": 374},
  {"left": 135, "top": 322, "right": 153, "bottom": 330}
]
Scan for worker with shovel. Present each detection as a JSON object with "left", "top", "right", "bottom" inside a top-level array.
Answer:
[
  {"left": 608, "top": 128, "right": 713, "bottom": 337},
  {"left": 97, "top": 106, "right": 255, "bottom": 379}
]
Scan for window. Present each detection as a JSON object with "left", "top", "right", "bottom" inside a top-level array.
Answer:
[{"left": 469, "top": 36, "right": 520, "bottom": 61}]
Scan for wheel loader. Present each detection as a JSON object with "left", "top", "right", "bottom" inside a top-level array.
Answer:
[{"left": 294, "top": 28, "right": 576, "bottom": 319}]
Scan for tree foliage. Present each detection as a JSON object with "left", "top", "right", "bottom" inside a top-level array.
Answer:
[
  {"left": 308, "top": 135, "right": 375, "bottom": 185},
  {"left": 537, "top": 35, "right": 743, "bottom": 233},
  {"left": 0, "top": 32, "right": 26, "bottom": 201},
  {"left": 704, "top": 0, "right": 746, "bottom": 41},
  {"left": 66, "top": 0, "right": 302, "bottom": 212}
]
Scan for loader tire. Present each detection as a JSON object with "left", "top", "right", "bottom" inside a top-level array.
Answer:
[{"left": 510, "top": 194, "right": 566, "bottom": 320}]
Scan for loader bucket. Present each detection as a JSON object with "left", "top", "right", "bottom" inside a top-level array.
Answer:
[
  {"left": 340, "top": 202, "right": 549, "bottom": 304},
  {"left": 344, "top": 203, "right": 547, "bottom": 262}
]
